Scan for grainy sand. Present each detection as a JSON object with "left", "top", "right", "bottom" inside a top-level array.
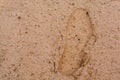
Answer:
[{"left": 0, "top": 0, "right": 120, "bottom": 80}]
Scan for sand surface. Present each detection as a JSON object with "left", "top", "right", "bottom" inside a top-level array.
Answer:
[{"left": 0, "top": 0, "right": 120, "bottom": 80}]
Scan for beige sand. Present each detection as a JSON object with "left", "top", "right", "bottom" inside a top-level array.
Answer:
[{"left": 0, "top": 0, "right": 120, "bottom": 80}]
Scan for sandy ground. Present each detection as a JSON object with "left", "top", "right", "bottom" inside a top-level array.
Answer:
[{"left": 0, "top": 0, "right": 120, "bottom": 80}]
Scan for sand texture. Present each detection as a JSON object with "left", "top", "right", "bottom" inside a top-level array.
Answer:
[{"left": 0, "top": 0, "right": 120, "bottom": 80}]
